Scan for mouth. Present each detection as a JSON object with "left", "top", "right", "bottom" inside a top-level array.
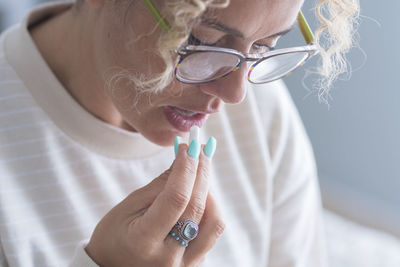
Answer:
[
  {"left": 163, "top": 106, "right": 210, "bottom": 132},
  {"left": 171, "top": 106, "right": 200, "bottom": 117}
]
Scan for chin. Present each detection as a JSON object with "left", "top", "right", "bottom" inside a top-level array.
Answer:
[{"left": 123, "top": 113, "right": 190, "bottom": 147}]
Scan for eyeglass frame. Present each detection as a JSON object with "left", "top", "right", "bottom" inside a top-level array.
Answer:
[
  {"left": 143, "top": 0, "right": 318, "bottom": 84},
  {"left": 175, "top": 43, "right": 317, "bottom": 84}
]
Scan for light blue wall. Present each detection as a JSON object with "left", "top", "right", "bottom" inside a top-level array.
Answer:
[
  {"left": 0, "top": 0, "right": 55, "bottom": 30},
  {"left": 279, "top": 1, "right": 400, "bottom": 236}
]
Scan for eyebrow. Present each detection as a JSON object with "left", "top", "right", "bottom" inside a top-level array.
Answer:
[{"left": 201, "top": 18, "right": 296, "bottom": 39}]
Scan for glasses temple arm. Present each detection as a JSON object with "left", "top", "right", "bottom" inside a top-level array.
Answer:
[
  {"left": 143, "top": 2, "right": 314, "bottom": 45},
  {"left": 297, "top": 10, "right": 315, "bottom": 44},
  {"left": 143, "top": 0, "right": 171, "bottom": 33}
]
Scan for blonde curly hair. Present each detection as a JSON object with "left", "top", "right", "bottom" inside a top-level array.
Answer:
[
  {"left": 79, "top": 0, "right": 360, "bottom": 100},
  {"left": 314, "top": 0, "right": 360, "bottom": 100}
]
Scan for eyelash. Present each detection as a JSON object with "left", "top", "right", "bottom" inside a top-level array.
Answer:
[
  {"left": 188, "top": 33, "right": 217, "bottom": 46},
  {"left": 187, "top": 33, "right": 274, "bottom": 53},
  {"left": 253, "top": 43, "right": 274, "bottom": 53}
]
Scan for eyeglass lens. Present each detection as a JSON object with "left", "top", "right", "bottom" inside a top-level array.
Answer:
[
  {"left": 249, "top": 52, "right": 309, "bottom": 83},
  {"left": 176, "top": 52, "right": 240, "bottom": 83},
  {"left": 176, "top": 51, "right": 309, "bottom": 84}
]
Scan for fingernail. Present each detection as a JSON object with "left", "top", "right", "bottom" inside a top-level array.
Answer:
[
  {"left": 204, "top": 136, "right": 217, "bottom": 158},
  {"left": 187, "top": 140, "right": 201, "bottom": 159},
  {"left": 174, "top": 136, "right": 182, "bottom": 157}
]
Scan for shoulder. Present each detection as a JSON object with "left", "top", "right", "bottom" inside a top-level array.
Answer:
[
  {"left": 0, "top": 26, "right": 36, "bottom": 101},
  {"left": 0, "top": 30, "right": 27, "bottom": 94},
  {"left": 0, "top": 35, "right": 39, "bottom": 123},
  {"left": 0, "top": 28, "right": 42, "bottom": 113},
  {"left": 0, "top": 30, "right": 53, "bottom": 155}
]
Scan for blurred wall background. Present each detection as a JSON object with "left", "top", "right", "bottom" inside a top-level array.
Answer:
[
  {"left": 279, "top": 1, "right": 400, "bottom": 237},
  {"left": 1, "top": 0, "right": 399, "bottom": 237},
  {"left": 0, "top": 0, "right": 52, "bottom": 30}
]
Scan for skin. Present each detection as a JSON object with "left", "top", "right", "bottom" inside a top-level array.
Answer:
[
  {"left": 30, "top": 0, "right": 303, "bottom": 146},
  {"left": 30, "top": 0, "right": 303, "bottom": 265}
]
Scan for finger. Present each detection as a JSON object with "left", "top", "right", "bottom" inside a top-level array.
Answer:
[
  {"left": 183, "top": 193, "right": 225, "bottom": 265},
  {"left": 183, "top": 146, "right": 211, "bottom": 222},
  {"left": 139, "top": 142, "right": 201, "bottom": 240},
  {"left": 113, "top": 167, "right": 172, "bottom": 216},
  {"left": 163, "top": 147, "right": 211, "bottom": 253},
  {"left": 178, "top": 136, "right": 216, "bottom": 227}
]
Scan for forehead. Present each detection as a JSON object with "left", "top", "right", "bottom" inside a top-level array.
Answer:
[{"left": 203, "top": 0, "right": 304, "bottom": 39}]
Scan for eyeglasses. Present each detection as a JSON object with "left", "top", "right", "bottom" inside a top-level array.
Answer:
[{"left": 143, "top": 0, "right": 318, "bottom": 84}]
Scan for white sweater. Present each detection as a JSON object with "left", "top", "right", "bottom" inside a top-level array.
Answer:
[{"left": 0, "top": 2, "right": 326, "bottom": 267}]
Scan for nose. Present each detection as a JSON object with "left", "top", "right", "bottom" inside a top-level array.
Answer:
[{"left": 198, "top": 64, "right": 248, "bottom": 104}]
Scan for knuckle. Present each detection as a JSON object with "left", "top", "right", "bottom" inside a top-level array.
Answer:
[
  {"left": 166, "top": 190, "right": 190, "bottom": 210},
  {"left": 182, "top": 160, "right": 196, "bottom": 177},
  {"left": 213, "top": 219, "right": 226, "bottom": 238},
  {"left": 173, "top": 154, "right": 196, "bottom": 178},
  {"left": 197, "top": 164, "right": 210, "bottom": 179},
  {"left": 136, "top": 246, "right": 154, "bottom": 261},
  {"left": 187, "top": 195, "right": 206, "bottom": 218}
]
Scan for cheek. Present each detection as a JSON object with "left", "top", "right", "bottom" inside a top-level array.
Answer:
[
  {"left": 103, "top": 60, "right": 187, "bottom": 117},
  {"left": 98, "top": 34, "right": 169, "bottom": 111},
  {"left": 106, "top": 77, "right": 139, "bottom": 111},
  {"left": 103, "top": 34, "right": 172, "bottom": 103},
  {"left": 95, "top": 15, "right": 163, "bottom": 78}
]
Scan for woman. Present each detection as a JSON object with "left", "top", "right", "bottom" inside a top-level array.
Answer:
[{"left": 0, "top": 0, "right": 359, "bottom": 266}]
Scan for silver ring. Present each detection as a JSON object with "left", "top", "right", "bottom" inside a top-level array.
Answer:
[{"left": 170, "top": 219, "right": 199, "bottom": 247}]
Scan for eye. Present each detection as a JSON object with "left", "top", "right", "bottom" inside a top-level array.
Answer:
[
  {"left": 252, "top": 43, "right": 274, "bottom": 53},
  {"left": 187, "top": 33, "right": 218, "bottom": 46}
]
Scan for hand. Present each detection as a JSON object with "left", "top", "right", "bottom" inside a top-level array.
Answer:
[{"left": 85, "top": 140, "right": 224, "bottom": 267}]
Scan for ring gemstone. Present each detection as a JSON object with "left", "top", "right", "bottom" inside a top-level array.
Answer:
[
  {"left": 182, "top": 220, "right": 198, "bottom": 240},
  {"left": 171, "top": 219, "right": 199, "bottom": 247}
]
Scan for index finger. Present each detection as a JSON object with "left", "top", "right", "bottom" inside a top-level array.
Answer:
[{"left": 138, "top": 141, "right": 201, "bottom": 239}]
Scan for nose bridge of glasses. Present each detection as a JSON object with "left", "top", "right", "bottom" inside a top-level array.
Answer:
[
  {"left": 244, "top": 55, "right": 259, "bottom": 62},
  {"left": 244, "top": 54, "right": 263, "bottom": 61}
]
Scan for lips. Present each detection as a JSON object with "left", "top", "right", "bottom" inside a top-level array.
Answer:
[
  {"left": 171, "top": 107, "right": 198, "bottom": 117},
  {"left": 163, "top": 106, "right": 209, "bottom": 132}
]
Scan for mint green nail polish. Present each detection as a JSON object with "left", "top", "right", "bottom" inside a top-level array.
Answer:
[
  {"left": 174, "top": 136, "right": 182, "bottom": 157},
  {"left": 204, "top": 137, "right": 217, "bottom": 158},
  {"left": 188, "top": 140, "right": 200, "bottom": 159}
]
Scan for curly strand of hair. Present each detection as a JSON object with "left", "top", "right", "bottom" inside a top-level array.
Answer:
[
  {"left": 314, "top": 0, "right": 360, "bottom": 102},
  {"left": 123, "top": 0, "right": 230, "bottom": 95}
]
